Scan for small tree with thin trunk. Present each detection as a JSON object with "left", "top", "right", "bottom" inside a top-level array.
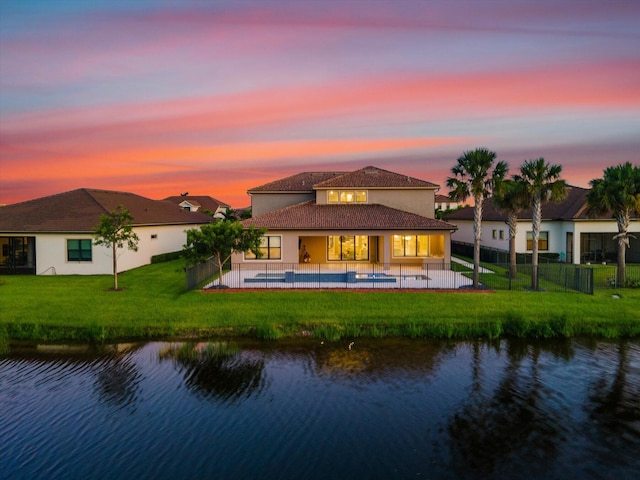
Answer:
[
  {"left": 93, "top": 205, "right": 140, "bottom": 290},
  {"left": 447, "top": 148, "right": 508, "bottom": 288},
  {"left": 183, "top": 220, "right": 266, "bottom": 287},
  {"left": 514, "top": 158, "right": 567, "bottom": 291},
  {"left": 587, "top": 162, "right": 640, "bottom": 287}
]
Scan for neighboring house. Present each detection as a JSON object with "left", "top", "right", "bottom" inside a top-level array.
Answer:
[
  {"left": 435, "top": 194, "right": 458, "bottom": 212},
  {"left": 234, "top": 166, "right": 457, "bottom": 267},
  {"left": 444, "top": 185, "right": 640, "bottom": 264},
  {"left": 163, "top": 195, "right": 230, "bottom": 219},
  {"left": 0, "top": 188, "right": 212, "bottom": 275}
]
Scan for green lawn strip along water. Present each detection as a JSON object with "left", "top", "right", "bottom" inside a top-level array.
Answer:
[{"left": 1, "top": 259, "right": 638, "bottom": 344}]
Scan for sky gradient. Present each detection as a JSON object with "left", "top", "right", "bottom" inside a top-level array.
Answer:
[{"left": 1, "top": 0, "right": 639, "bottom": 207}]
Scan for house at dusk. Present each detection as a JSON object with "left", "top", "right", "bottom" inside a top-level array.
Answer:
[
  {"left": 234, "top": 166, "right": 457, "bottom": 267},
  {"left": 435, "top": 194, "right": 459, "bottom": 212},
  {"left": 444, "top": 186, "right": 640, "bottom": 264},
  {"left": 163, "top": 195, "right": 230, "bottom": 218},
  {"left": 0, "top": 189, "right": 212, "bottom": 275}
]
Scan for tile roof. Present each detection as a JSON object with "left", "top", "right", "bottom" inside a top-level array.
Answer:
[
  {"left": 163, "top": 195, "right": 230, "bottom": 211},
  {"left": 0, "top": 188, "right": 213, "bottom": 233},
  {"left": 247, "top": 166, "right": 439, "bottom": 193},
  {"left": 248, "top": 171, "right": 347, "bottom": 193},
  {"left": 444, "top": 186, "right": 624, "bottom": 222},
  {"left": 314, "top": 166, "right": 439, "bottom": 189},
  {"left": 242, "top": 201, "right": 457, "bottom": 231}
]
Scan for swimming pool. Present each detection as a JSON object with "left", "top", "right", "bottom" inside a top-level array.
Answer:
[{"left": 244, "top": 271, "right": 396, "bottom": 284}]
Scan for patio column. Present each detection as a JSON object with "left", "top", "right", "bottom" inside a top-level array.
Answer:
[{"left": 382, "top": 234, "right": 391, "bottom": 269}]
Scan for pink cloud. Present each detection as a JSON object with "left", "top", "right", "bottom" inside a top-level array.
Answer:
[{"left": 4, "top": 58, "right": 638, "bottom": 141}]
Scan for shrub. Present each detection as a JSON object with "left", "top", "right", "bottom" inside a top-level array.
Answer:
[
  {"left": 313, "top": 325, "right": 343, "bottom": 342},
  {"left": 549, "top": 315, "right": 573, "bottom": 337},
  {"left": 502, "top": 313, "right": 530, "bottom": 338},
  {"left": 254, "top": 324, "right": 284, "bottom": 341}
]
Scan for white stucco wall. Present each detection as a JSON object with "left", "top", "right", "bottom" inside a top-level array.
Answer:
[
  {"left": 34, "top": 223, "right": 201, "bottom": 275},
  {"left": 37, "top": 234, "right": 113, "bottom": 275},
  {"left": 449, "top": 217, "right": 639, "bottom": 264}
]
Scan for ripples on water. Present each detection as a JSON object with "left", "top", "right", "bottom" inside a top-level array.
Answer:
[{"left": 1, "top": 339, "right": 638, "bottom": 479}]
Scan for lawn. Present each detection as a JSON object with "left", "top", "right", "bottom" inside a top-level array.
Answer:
[{"left": 1, "top": 258, "right": 639, "bottom": 344}]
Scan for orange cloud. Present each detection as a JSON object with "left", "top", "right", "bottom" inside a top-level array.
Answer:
[{"left": 2, "top": 59, "right": 638, "bottom": 204}]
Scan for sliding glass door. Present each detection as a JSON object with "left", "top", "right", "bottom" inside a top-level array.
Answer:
[{"left": 327, "top": 235, "right": 369, "bottom": 261}]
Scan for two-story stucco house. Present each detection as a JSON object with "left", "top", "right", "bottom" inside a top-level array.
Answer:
[
  {"left": 0, "top": 188, "right": 212, "bottom": 275},
  {"left": 233, "top": 166, "right": 457, "bottom": 267},
  {"left": 444, "top": 185, "right": 640, "bottom": 264}
]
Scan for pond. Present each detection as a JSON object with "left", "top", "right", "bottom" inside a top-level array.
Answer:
[{"left": 1, "top": 338, "right": 639, "bottom": 479}]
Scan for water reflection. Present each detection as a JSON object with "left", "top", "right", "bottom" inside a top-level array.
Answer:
[
  {"left": 448, "top": 340, "right": 568, "bottom": 478},
  {"left": 158, "top": 341, "right": 266, "bottom": 404},
  {"left": 93, "top": 344, "right": 143, "bottom": 410},
  {"left": 583, "top": 340, "right": 640, "bottom": 472},
  {"left": 1, "top": 338, "right": 639, "bottom": 479},
  {"left": 2, "top": 342, "right": 145, "bottom": 410}
]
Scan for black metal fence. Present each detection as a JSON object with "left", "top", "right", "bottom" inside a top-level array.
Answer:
[
  {"left": 209, "top": 262, "right": 469, "bottom": 290},
  {"left": 452, "top": 241, "right": 640, "bottom": 293},
  {"left": 590, "top": 264, "right": 640, "bottom": 289},
  {"left": 186, "top": 252, "right": 638, "bottom": 294},
  {"left": 452, "top": 241, "right": 560, "bottom": 265},
  {"left": 474, "top": 263, "right": 594, "bottom": 294},
  {"left": 185, "top": 256, "right": 221, "bottom": 291},
  {"left": 188, "top": 261, "right": 593, "bottom": 293}
]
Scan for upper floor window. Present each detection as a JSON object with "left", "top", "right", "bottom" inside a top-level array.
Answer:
[
  {"left": 67, "top": 239, "right": 92, "bottom": 262},
  {"left": 327, "top": 190, "right": 367, "bottom": 204}
]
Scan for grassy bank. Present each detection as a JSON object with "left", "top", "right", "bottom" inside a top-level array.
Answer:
[{"left": 1, "top": 259, "right": 639, "bottom": 346}]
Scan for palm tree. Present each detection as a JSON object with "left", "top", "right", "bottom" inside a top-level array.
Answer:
[
  {"left": 491, "top": 179, "right": 531, "bottom": 280},
  {"left": 587, "top": 162, "right": 640, "bottom": 287},
  {"left": 447, "top": 148, "right": 508, "bottom": 288},
  {"left": 514, "top": 158, "right": 567, "bottom": 291}
]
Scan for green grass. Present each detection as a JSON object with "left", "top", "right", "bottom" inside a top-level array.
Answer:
[{"left": 1, "top": 259, "right": 639, "bottom": 345}]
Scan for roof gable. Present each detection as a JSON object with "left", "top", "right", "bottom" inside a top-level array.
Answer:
[
  {"left": 314, "top": 166, "right": 439, "bottom": 189},
  {"left": 247, "top": 171, "right": 346, "bottom": 193},
  {"left": 1, "top": 188, "right": 213, "bottom": 233},
  {"left": 163, "top": 195, "right": 229, "bottom": 211}
]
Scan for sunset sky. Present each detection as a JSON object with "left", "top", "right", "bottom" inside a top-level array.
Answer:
[{"left": 1, "top": 0, "right": 639, "bottom": 207}]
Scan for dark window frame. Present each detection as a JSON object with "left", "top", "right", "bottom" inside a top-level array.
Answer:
[
  {"left": 67, "top": 239, "right": 93, "bottom": 262},
  {"left": 245, "top": 235, "right": 282, "bottom": 260}
]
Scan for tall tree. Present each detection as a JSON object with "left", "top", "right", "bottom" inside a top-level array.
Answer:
[
  {"left": 587, "top": 162, "right": 640, "bottom": 286},
  {"left": 514, "top": 158, "right": 567, "bottom": 291},
  {"left": 93, "top": 205, "right": 140, "bottom": 290},
  {"left": 447, "top": 148, "right": 508, "bottom": 288},
  {"left": 492, "top": 179, "right": 531, "bottom": 279},
  {"left": 183, "top": 220, "right": 266, "bottom": 287}
]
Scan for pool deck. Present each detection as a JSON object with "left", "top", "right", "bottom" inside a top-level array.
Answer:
[{"left": 206, "top": 263, "right": 482, "bottom": 290}]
